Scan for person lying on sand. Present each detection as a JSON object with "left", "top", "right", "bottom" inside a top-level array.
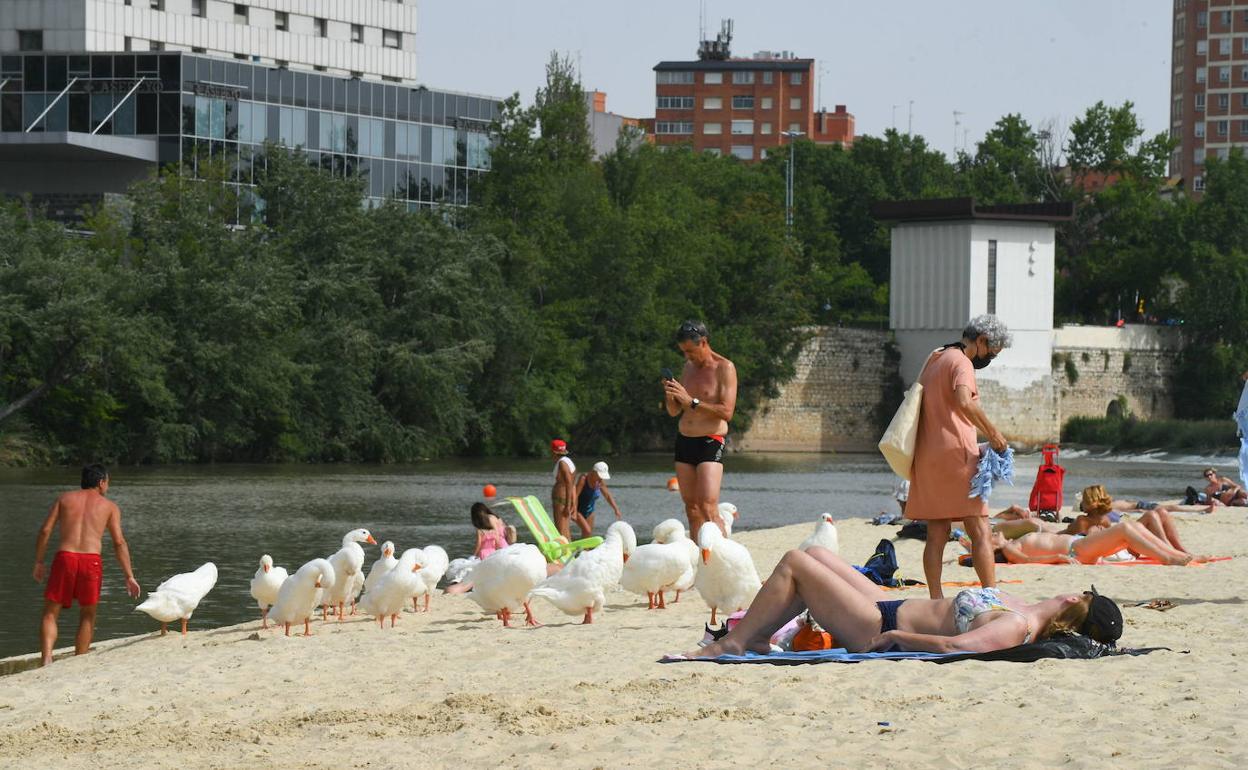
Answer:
[
  {"left": 680, "top": 548, "right": 1123, "bottom": 657},
  {"left": 988, "top": 520, "right": 1209, "bottom": 566}
]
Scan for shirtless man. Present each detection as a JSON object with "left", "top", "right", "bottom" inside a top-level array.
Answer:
[
  {"left": 32, "top": 464, "right": 140, "bottom": 666},
  {"left": 663, "top": 320, "right": 737, "bottom": 539},
  {"left": 549, "top": 439, "right": 577, "bottom": 539}
]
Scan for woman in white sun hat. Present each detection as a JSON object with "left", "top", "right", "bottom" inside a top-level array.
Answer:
[{"left": 573, "top": 461, "right": 623, "bottom": 537}]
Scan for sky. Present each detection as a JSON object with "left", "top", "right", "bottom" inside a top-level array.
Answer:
[{"left": 417, "top": 0, "right": 1172, "bottom": 157}]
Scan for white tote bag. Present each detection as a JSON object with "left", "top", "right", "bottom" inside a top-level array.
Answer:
[{"left": 878, "top": 349, "right": 939, "bottom": 480}]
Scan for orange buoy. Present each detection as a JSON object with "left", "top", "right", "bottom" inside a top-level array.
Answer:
[
  {"left": 666, "top": 477, "right": 680, "bottom": 492},
  {"left": 483, "top": 484, "right": 497, "bottom": 498}
]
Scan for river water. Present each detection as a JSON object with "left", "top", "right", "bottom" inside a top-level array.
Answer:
[{"left": 0, "top": 451, "right": 1233, "bottom": 659}]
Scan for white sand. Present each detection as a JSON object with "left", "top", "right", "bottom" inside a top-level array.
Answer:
[{"left": 0, "top": 512, "right": 1244, "bottom": 769}]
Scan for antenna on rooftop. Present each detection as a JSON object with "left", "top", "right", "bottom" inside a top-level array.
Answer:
[
  {"left": 698, "top": 17, "right": 733, "bottom": 60},
  {"left": 953, "top": 110, "right": 964, "bottom": 156},
  {"left": 699, "top": 1, "right": 706, "bottom": 45}
]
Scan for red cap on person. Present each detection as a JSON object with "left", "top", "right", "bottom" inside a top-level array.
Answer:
[{"left": 551, "top": 439, "right": 568, "bottom": 454}]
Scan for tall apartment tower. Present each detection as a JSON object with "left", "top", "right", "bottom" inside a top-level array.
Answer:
[
  {"left": 0, "top": 0, "right": 418, "bottom": 82},
  {"left": 1170, "top": 0, "right": 1248, "bottom": 193},
  {"left": 652, "top": 20, "right": 853, "bottom": 161}
]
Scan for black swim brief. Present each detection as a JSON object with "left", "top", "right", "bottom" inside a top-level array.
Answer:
[
  {"left": 876, "top": 599, "right": 905, "bottom": 652},
  {"left": 674, "top": 433, "right": 725, "bottom": 466}
]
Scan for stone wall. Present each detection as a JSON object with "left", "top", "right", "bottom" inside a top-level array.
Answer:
[
  {"left": 738, "top": 324, "right": 1181, "bottom": 453},
  {"left": 737, "top": 327, "right": 898, "bottom": 452},
  {"left": 1051, "top": 325, "right": 1181, "bottom": 422}
]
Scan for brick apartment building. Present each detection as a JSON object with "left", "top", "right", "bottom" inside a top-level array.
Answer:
[
  {"left": 652, "top": 22, "right": 853, "bottom": 161},
  {"left": 1170, "top": 0, "right": 1248, "bottom": 193}
]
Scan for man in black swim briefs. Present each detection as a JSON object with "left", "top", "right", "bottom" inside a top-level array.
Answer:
[{"left": 663, "top": 320, "right": 738, "bottom": 539}]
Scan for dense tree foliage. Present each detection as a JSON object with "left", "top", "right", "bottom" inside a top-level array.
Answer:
[{"left": 1, "top": 57, "right": 1241, "bottom": 462}]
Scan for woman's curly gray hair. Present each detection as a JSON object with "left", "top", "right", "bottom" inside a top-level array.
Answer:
[{"left": 963, "top": 315, "right": 1013, "bottom": 349}]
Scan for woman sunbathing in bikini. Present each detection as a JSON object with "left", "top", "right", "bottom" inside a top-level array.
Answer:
[
  {"left": 990, "top": 520, "right": 1209, "bottom": 565},
  {"left": 681, "top": 548, "right": 1122, "bottom": 658}
]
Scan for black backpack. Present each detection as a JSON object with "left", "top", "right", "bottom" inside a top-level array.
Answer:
[{"left": 856, "top": 538, "right": 902, "bottom": 588}]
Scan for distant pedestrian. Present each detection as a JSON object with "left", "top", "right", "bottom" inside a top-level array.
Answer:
[
  {"left": 33, "top": 464, "right": 141, "bottom": 666},
  {"left": 573, "top": 461, "right": 622, "bottom": 537},
  {"left": 550, "top": 439, "right": 577, "bottom": 538},
  {"left": 664, "top": 320, "right": 738, "bottom": 539},
  {"left": 906, "top": 315, "right": 1011, "bottom": 598}
]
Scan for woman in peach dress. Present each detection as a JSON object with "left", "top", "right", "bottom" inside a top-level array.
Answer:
[{"left": 906, "top": 315, "right": 1011, "bottom": 598}]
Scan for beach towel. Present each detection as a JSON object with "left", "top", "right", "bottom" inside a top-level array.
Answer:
[
  {"left": 662, "top": 635, "right": 1167, "bottom": 665},
  {"left": 970, "top": 443, "right": 1015, "bottom": 504},
  {"left": 959, "top": 553, "right": 1232, "bottom": 568}
]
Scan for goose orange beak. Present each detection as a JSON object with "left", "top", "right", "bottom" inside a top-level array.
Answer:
[
  {"left": 412, "top": 563, "right": 423, "bottom": 572},
  {"left": 701, "top": 548, "right": 711, "bottom": 565},
  {"left": 315, "top": 578, "right": 322, "bottom": 588},
  {"left": 262, "top": 564, "right": 270, "bottom": 573},
  {"left": 623, "top": 553, "right": 630, "bottom": 563},
  {"left": 366, "top": 535, "right": 377, "bottom": 545}
]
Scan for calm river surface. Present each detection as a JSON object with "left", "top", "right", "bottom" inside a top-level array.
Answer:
[{"left": 0, "top": 451, "right": 1229, "bottom": 659}]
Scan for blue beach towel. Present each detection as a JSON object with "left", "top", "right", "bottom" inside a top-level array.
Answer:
[
  {"left": 661, "top": 649, "right": 954, "bottom": 665},
  {"left": 969, "top": 443, "right": 1015, "bottom": 503}
]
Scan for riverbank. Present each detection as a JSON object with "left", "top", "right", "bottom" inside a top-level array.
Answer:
[
  {"left": 1062, "top": 415, "right": 1240, "bottom": 454},
  {"left": 1, "top": 512, "right": 1243, "bottom": 769}
]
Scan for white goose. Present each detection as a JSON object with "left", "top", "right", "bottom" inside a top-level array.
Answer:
[
  {"left": 694, "top": 522, "right": 761, "bottom": 625},
  {"left": 651, "top": 519, "right": 699, "bottom": 604},
  {"left": 364, "top": 541, "right": 398, "bottom": 596},
  {"left": 413, "top": 545, "right": 449, "bottom": 612},
  {"left": 325, "top": 528, "right": 376, "bottom": 621},
  {"left": 467, "top": 543, "right": 547, "bottom": 627},
  {"left": 136, "top": 562, "right": 218, "bottom": 636},
  {"left": 248, "top": 555, "right": 289, "bottom": 629},
  {"left": 717, "top": 502, "right": 739, "bottom": 537},
  {"left": 621, "top": 537, "right": 694, "bottom": 610},
  {"left": 270, "top": 558, "right": 336, "bottom": 637},
  {"left": 529, "top": 521, "right": 636, "bottom": 624},
  {"left": 360, "top": 549, "right": 424, "bottom": 628},
  {"left": 799, "top": 513, "right": 840, "bottom": 554}
]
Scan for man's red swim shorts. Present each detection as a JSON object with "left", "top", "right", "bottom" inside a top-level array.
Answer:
[{"left": 44, "top": 551, "right": 103, "bottom": 608}]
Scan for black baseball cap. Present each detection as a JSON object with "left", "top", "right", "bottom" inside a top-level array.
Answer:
[{"left": 1080, "top": 585, "right": 1123, "bottom": 644}]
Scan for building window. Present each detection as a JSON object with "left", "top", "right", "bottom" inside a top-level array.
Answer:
[
  {"left": 17, "top": 30, "right": 43, "bottom": 51},
  {"left": 192, "top": 46, "right": 206, "bottom": 53},
  {"left": 191, "top": 0, "right": 205, "bottom": 17},
  {"left": 789, "top": 97, "right": 802, "bottom": 110},
  {"left": 275, "top": 11, "right": 288, "bottom": 31},
  {"left": 234, "top": 52, "right": 247, "bottom": 59},
  {"left": 234, "top": 4, "right": 248, "bottom": 23},
  {"left": 1197, "top": 10, "right": 1207, "bottom": 27},
  {"left": 1242, "top": 37, "right": 1248, "bottom": 53},
  {"left": 655, "top": 121, "right": 693, "bottom": 135},
  {"left": 277, "top": 59, "right": 289, "bottom": 69},
  {"left": 1194, "top": 148, "right": 1206, "bottom": 165},
  {"left": 1196, "top": 39, "right": 1207, "bottom": 55},
  {"left": 1195, "top": 93, "right": 1206, "bottom": 111},
  {"left": 314, "top": 18, "right": 327, "bottom": 36},
  {"left": 788, "top": 122, "right": 800, "bottom": 133},
  {"left": 1196, "top": 66, "right": 1206, "bottom": 83},
  {"left": 150, "top": 0, "right": 164, "bottom": 9},
  {"left": 1216, "top": 120, "right": 1228, "bottom": 136},
  {"left": 1242, "top": 66, "right": 1248, "bottom": 82},
  {"left": 731, "top": 119, "right": 754, "bottom": 135},
  {"left": 760, "top": 122, "right": 773, "bottom": 135},
  {"left": 1242, "top": 93, "right": 1248, "bottom": 108},
  {"left": 1240, "top": 119, "right": 1248, "bottom": 134},
  {"left": 314, "top": 65, "right": 327, "bottom": 72},
  {"left": 351, "top": 24, "right": 364, "bottom": 43},
  {"left": 986, "top": 240, "right": 998, "bottom": 315},
  {"left": 657, "top": 96, "right": 694, "bottom": 109},
  {"left": 731, "top": 95, "right": 754, "bottom": 109},
  {"left": 383, "top": 29, "right": 401, "bottom": 48},
  {"left": 125, "top": 36, "right": 133, "bottom": 51},
  {"left": 703, "top": 71, "right": 722, "bottom": 84},
  {"left": 731, "top": 71, "right": 755, "bottom": 85},
  {"left": 761, "top": 97, "right": 773, "bottom": 109},
  {"left": 790, "top": 72, "right": 803, "bottom": 85},
  {"left": 730, "top": 145, "right": 753, "bottom": 160},
  {"left": 701, "top": 96, "right": 722, "bottom": 109},
  {"left": 1219, "top": 66, "right": 1230, "bottom": 82},
  {"left": 1193, "top": 175, "right": 1205, "bottom": 191},
  {"left": 1195, "top": 120, "right": 1205, "bottom": 137},
  {"left": 1218, "top": 93, "right": 1229, "bottom": 109},
  {"left": 657, "top": 71, "right": 694, "bottom": 84},
  {"left": 762, "top": 71, "right": 773, "bottom": 84},
  {"left": 1175, "top": 15, "right": 1186, "bottom": 37},
  {"left": 1219, "top": 38, "right": 1232, "bottom": 55},
  {"left": 703, "top": 122, "right": 722, "bottom": 135},
  {"left": 704, "top": 147, "right": 721, "bottom": 157},
  {"left": 1220, "top": 10, "right": 1231, "bottom": 25}
]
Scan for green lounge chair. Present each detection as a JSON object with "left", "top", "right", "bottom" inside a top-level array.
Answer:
[{"left": 500, "top": 495, "right": 603, "bottom": 565}]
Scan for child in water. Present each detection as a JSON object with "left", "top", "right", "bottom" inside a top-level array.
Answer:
[{"left": 444, "top": 503, "right": 516, "bottom": 594}]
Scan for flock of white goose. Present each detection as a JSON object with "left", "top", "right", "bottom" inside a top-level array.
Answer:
[{"left": 134, "top": 509, "right": 841, "bottom": 637}]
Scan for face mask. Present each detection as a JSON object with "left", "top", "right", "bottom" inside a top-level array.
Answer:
[{"left": 969, "top": 341, "right": 996, "bottom": 369}]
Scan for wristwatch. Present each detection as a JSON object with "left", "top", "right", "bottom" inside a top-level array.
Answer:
[{"left": 690, "top": 398, "right": 701, "bottom": 410}]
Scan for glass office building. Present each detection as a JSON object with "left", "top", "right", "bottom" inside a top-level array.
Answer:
[{"left": 0, "top": 52, "right": 499, "bottom": 219}]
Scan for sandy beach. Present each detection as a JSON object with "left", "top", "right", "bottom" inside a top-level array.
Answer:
[{"left": 1, "top": 511, "right": 1244, "bottom": 770}]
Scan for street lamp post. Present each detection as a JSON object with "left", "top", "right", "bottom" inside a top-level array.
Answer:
[{"left": 782, "top": 129, "right": 804, "bottom": 236}]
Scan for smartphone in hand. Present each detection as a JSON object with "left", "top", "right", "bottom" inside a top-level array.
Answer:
[{"left": 661, "top": 367, "right": 675, "bottom": 381}]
